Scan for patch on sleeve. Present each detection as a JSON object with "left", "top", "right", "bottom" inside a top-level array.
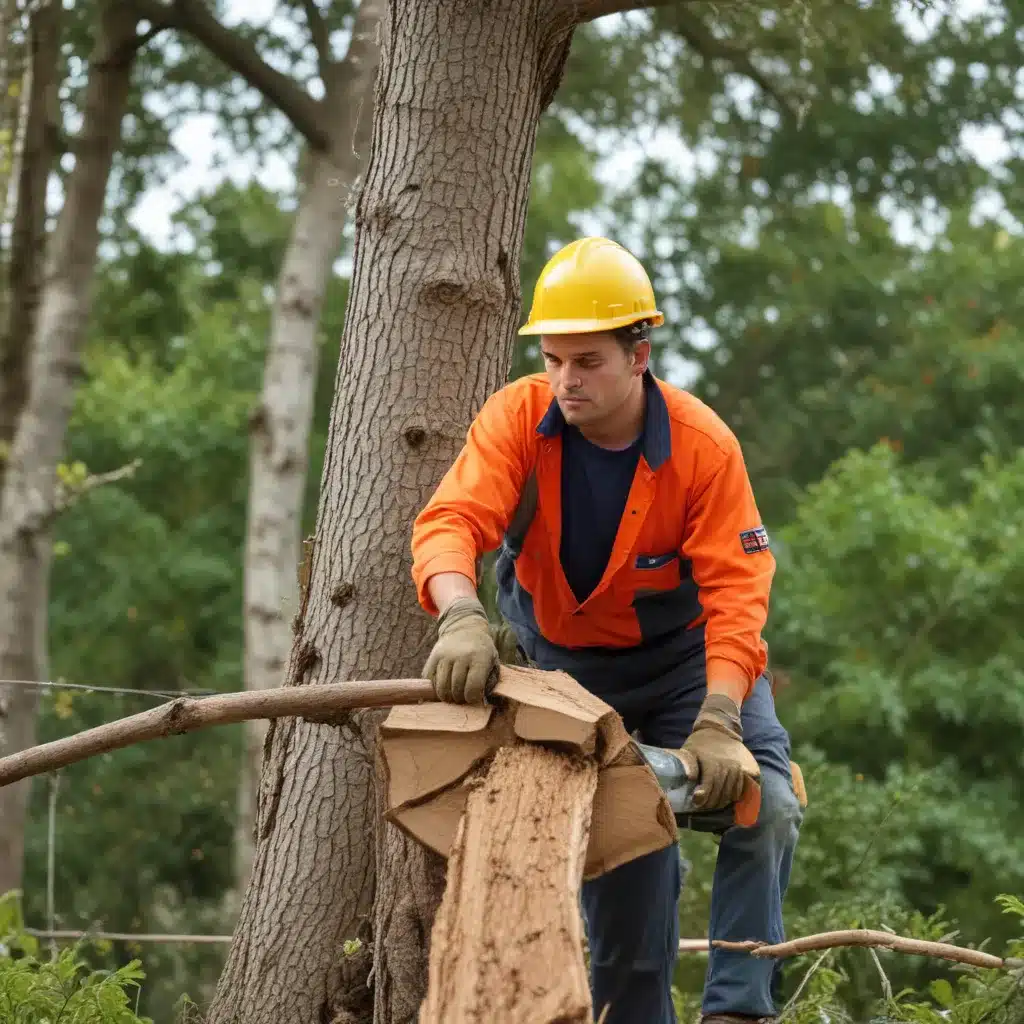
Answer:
[{"left": 739, "top": 526, "right": 770, "bottom": 554}]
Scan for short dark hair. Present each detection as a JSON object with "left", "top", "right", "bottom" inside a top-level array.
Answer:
[{"left": 612, "top": 319, "right": 651, "bottom": 351}]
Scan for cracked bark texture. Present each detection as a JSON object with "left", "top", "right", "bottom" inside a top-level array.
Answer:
[
  {"left": 235, "top": 0, "right": 383, "bottom": 902},
  {"left": 0, "top": 2, "right": 139, "bottom": 896},
  {"left": 209, "top": 0, "right": 575, "bottom": 1021},
  {"left": 419, "top": 745, "right": 598, "bottom": 1024}
]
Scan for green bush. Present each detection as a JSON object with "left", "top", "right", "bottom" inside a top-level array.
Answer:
[{"left": 0, "top": 891, "right": 152, "bottom": 1023}]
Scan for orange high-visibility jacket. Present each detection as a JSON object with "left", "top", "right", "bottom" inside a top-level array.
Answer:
[{"left": 411, "top": 371, "right": 775, "bottom": 694}]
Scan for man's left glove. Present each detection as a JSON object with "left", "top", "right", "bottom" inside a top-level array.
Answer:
[
  {"left": 422, "top": 596, "right": 499, "bottom": 704},
  {"left": 679, "top": 693, "right": 759, "bottom": 811}
]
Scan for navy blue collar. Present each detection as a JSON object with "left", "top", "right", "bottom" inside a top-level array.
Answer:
[{"left": 536, "top": 369, "right": 671, "bottom": 470}]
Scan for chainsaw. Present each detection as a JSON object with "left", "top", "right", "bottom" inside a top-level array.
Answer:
[{"left": 633, "top": 741, "right": 762, "bottom": 834}]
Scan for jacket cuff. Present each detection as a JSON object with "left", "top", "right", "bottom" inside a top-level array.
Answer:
[
  {"left": 414, "top": 551, "right": 478, "bottom": 615},
  {"left": 705, "top": 655, "right": 756, "bottom": 702}
]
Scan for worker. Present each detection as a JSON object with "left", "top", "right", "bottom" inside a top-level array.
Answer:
[{"left": 410, "top": 236, "right": 803, "bottom": 1024}]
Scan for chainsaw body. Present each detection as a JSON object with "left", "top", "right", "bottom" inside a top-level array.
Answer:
[{"left": 634, "top": 741, "right": 741, "bottom": 834}]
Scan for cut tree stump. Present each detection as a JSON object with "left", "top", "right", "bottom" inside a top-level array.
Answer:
[
  {"left": 378, "top": 665, "right": 678, "bottom": 1024},
  {"left": 418, "top": 743, "right": 599, "bottom": 1024}
]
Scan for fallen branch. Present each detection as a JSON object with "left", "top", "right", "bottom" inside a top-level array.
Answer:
[
  {"left": 710, "top": 929, "right": 1024, "bottom": 972},
  {"left": 0, "top": 679, "right": 435, "bottom": 786}
]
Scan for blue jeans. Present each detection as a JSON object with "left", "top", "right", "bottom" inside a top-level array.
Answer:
[{"left": 526, "top": 632, "right": 803, "bottom": 1022}]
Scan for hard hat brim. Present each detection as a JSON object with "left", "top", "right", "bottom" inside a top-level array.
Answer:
[{"left": 517, "top": 310, "right": 665, "bottom": 336}]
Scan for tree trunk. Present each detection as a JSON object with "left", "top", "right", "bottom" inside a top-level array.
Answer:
[
  {"left": 0, "top": 3, "right": 140, "bottom": 897},
  {"left": 207, "top": 0, "right": 575, "bottom": 1020},
  {"left": 0, "top": 0, "right": 23, "bottom": 212},
  {"left": 0, "top": 0, "right": 26, "bottom": 466},
  {"left": 419, "top": 744, "right": 598, "bottom": 1024},
  {"left": 234, "top": 0, "right": 382, "bottom": 896},
  {"left": 0, "top": 0, "right": 62, "bottom": 484}
]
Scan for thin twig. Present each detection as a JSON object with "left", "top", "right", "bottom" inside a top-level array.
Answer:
[
  {"left": 712, "top": 929, "right": 1019, "bottom": 971},
  {"left": 53, "top": 457, "right": 141, "bottom": 514},
  {"left": 26, "top": 928, "right": 233, "bottom": 944},
  {"left": 778, "top": 949, "right": 833, "bottom": 1021},
  {"left": 869, "top": 945, "right": 893, "bottom": 1001},
  {"left": 0, "top": 678, "right": 218, "bottom": 699}
]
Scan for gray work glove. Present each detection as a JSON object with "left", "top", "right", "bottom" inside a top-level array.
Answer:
[
  {"left": 678, "top": 693, "right": 759, "bottom": 811},
  {"left": 422, "top": 596, "right": 499, "bottom": 704}
]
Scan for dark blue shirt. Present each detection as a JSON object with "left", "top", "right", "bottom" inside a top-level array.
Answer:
[{"left": 560, "top": 426, "right": 643, "bottom": 604}]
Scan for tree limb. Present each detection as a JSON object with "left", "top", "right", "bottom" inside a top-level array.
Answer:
[
  {"left": 129, "top": 0, "right": 330, "bottom": 149},
  {"left": 666, "top": 7, "right": 795, "bottom": 122},
  {"left": 0, "top": 679, "right": 435, "bottom": 786},
  {"left": 300, "top": 0, "right": 332, "bottom": 77},
  {"left": 710, "top": 930, "right": 1023, "bottom": 972}
]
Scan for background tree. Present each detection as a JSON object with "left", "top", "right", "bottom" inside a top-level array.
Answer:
[{"left": 0, "top": 0, "right": 152, "bottom": 897}]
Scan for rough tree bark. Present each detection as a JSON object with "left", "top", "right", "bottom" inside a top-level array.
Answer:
[
  {"left": 235, "top": 0, "right": 383, "bottom": 897},
  {"left": 207, "top": 1, "right": 579, "bottom": 1020},
  {"left": 0, "top": 2, "right": 144, "bottom": 896},
  {"left": 0, "top": 0, "right": 62, "bottom": 485}
]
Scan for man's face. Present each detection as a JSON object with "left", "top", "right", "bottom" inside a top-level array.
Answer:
[{"left": 540, "top": 332, "right": 649, "bottom": 429}]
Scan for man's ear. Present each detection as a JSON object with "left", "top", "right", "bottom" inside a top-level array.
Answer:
[{"left": 632, "top": 340, "right": 652, "bottom": 376}]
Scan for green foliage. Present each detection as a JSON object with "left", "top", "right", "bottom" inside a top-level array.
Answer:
[{"left": 0, "top": 893, "right": 152, "bottom": 1024}]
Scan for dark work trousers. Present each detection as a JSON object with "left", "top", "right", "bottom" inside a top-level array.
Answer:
[{"left": 527, "top": 628, "right": 804, "bottom": 1023}]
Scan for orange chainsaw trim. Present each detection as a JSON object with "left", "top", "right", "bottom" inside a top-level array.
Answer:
[{"left": 735, "top": 759, "right": 807, "bottom": 827}]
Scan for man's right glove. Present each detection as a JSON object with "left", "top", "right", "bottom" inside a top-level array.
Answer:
[
  {"left": 422, "top": 596, "right": 499, "bottom": 704},
  {"left": 678, "top": 692, "right": 759, "bottom": 812}
]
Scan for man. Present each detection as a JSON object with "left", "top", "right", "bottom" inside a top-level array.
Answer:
[{"left": 410, "top": 236, "right": 803, "bottom": 1024}]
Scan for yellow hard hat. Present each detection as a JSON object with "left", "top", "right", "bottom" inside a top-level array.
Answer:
[{"left": 518, "top": 236, "right": 664, "bottom": 336}]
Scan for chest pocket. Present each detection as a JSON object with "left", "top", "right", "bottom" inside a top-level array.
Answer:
[
  {"left": 630, "top": 551, "right": 701, "bottom": 642},
  {"left": 632, "top": 551, "right": 682, "bottom": 595}
]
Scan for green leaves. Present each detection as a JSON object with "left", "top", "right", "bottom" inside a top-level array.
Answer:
[{"left": 0, "top": 894, "right": 152, "bottom": 1024}]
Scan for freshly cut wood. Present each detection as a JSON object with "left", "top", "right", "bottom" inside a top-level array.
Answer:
[
  {"left": 418, "top": 743, "right": 598, "bottom": 1024},
  {"left": 0, "top": 679, "right": 434, "bottom": 786},
  {"left": 380, "top": 665, "right": 677, "bottom": 881}
]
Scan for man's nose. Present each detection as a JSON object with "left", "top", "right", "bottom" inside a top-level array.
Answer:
[{"left": 560, "top": 364, "right": 582, "bottom": 390}]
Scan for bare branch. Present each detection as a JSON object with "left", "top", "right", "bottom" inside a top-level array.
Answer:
[
  {"left": 300, "top": 0, "right": 332, "bottom": 77},
  {"left": 667, "top": 7, "right": 795, "bottom": 121},
  {"left": 711, "top": 929, "right": 1022, "bottom": 972},
  {"left": 0, "top": 679, "right": 435, "bottom": 786},
  {"left": 53, "top": 457, "right": 141, "bottom": 514},
  {"left": 29, "top": 928, "right": 233, "bottom": 945},
  {"left": 129, "top": 0, "right": 330, "bottom": 149}
]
